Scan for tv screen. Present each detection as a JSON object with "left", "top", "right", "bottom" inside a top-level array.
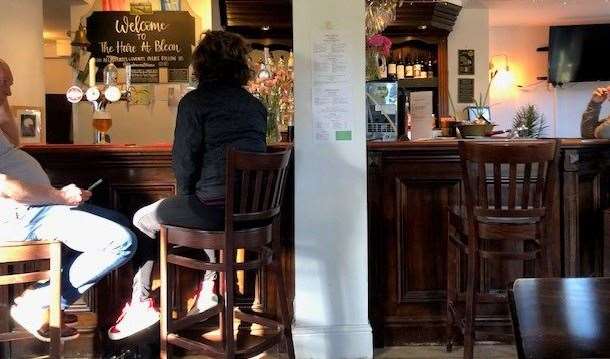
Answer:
[{"left": 549, "top": 24, "right": 610, "bottom": 85}]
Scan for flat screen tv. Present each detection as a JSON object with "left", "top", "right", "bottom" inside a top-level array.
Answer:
[{"left": 549, "top": 24, "right": 610, "bottom": 85}]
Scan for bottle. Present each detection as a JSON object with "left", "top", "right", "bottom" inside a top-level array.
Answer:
[
  {"left": 405, "top": 56, "right": 414, "bottom": 78},
  {"left": 387, "top": 55, "right": 397, "bottom": 80},
  {"left": 413, "top": 58, "right": 421, "bottom": 78},
  {"left": 396, "top": 53, "right": 405, "bottom": 80},
  {"left": 427, "top": 58, "right": 434, "bottom": 78},
  {"left": 420, "top": 59, "right": 428, "bottom": 79}
]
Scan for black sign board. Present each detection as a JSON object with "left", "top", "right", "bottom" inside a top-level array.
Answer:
[
  {"left": 458, "top": 49, "right": 475, "bottom": 75},
  {"left": 458, "top": 78, "right": 475, "bottom": 104},
  {"left": 87, "top": 11, "right": 195, "bottom": 83}
]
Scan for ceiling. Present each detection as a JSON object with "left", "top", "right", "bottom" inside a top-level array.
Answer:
[{"left": 463, "top": 0, "right": 610, "bottom": 26}]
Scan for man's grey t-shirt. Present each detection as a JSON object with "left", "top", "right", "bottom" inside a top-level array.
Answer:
[{"left": 0, "top": 131, "right": 50, "bottom": 239}]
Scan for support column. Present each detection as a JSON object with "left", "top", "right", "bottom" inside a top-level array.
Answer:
[{"left": 292, "top": 0, "right": 372, "bottom": 358}]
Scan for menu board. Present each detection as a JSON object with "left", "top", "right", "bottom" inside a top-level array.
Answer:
[{"left": 87, "top": 11, "right": 195, "bottom": 83}]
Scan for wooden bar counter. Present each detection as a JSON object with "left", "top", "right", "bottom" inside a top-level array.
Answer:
[
  {"left": 5, "top": 144, "right": 294, "bottom": 358},
  {"left": 367, "top": 139, "right": 610, "bottom": 346}
]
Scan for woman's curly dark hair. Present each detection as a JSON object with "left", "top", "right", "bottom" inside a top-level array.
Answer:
[{"left": 192, "top": 31, "right": 253, "bottom": 86}]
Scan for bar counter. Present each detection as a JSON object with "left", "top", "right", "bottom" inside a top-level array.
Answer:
[
  {"left": 10, "top": 143, "right": 294, "bottom": 358},
  {"left": 11, "top": 139, "right": 610, "bottom": 354},
  {"left": 367, "top": 138, "right": 610, "bottom": 346}
]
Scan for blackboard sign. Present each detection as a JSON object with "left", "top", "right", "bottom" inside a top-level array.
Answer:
[
  {"left": 458, "top": 78, "right": 475, "bottom": 103},
  {"left": 87, "top": 11, "right": 195, "bottom": 83}
]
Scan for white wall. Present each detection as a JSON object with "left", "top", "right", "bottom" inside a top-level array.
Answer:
[
  {"left": 46, "top": 0, "right": 219, "bottom": 144},
  {"left": 448, "top": 8, "right": 490, "bottom": 119},
  {"left": 292, "top": 0, "right": 372, "bottom": 358},
  {"left": 0, "top": 1, "right": 45, "bottom": 113},
  {"left": 489, "top": 25, "right": 610, "bottom": 138}
]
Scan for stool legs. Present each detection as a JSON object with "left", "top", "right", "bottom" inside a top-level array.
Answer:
[
  {"left": 222, "top": 248, "right": 236, "bottom": 358},
  {"left": 160, "top": 227, "right": 172, "bottom": 359},
  {"left": 49, "top": 241, "right": 62, "bottom": 359},
  {"left": 271, "top": 260, "right": 295, "bottom": 359},
  {"left": 463, "top": 232, "right": 479, "bottom": 359}
]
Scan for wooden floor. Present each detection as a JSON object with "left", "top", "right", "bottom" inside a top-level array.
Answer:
[{"left": 179, "top": 345, "right": 517, "bottom": 359}]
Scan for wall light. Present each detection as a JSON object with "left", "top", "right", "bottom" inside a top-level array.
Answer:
[{"left": 490, "top": 54, "right": 516, "bottom": 91}]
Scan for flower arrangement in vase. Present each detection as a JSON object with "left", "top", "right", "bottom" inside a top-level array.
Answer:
[
  {"left": 366, "top": 34, "right": 392, "bottom": 81},
  {"left": 248, "top": 54, "right": 294, "bottom": 144}
]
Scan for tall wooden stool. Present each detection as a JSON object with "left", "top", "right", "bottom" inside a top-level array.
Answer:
[
  {"left": 446, "top": 140, "right": 558, "bottom": 359},
  {"left": 159, "top": 147, "right": 295, "bottom": 359},
  {"left": 0, "top": 240, "right": 63, "bottom": 358}
]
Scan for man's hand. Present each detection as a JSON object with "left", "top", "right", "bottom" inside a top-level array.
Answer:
[
  {"left": 60, "top": 184, "right": 92, "bottom": 206},
  {"left": 591, "top": 87, "right": 610, "bottom": 104}
]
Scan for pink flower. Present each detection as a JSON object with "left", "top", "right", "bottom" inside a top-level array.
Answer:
[{"left": 367, "top": 34, "right": 392, "bottom": 57}]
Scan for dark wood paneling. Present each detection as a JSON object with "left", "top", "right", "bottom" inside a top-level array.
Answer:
[
  {"left": 368, "top": 139, "right": 610, "bottom": 346},
  {"left": 10, "top": 144, "right": 294, "bottom": 357}
]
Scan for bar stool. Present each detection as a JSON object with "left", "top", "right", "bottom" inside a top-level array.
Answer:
[
  {"left": 446, "top": 140, "right": 558, "bottom": 359},
  {"left": 0, "top": 240, "right": 63, "bottom": 358},
  {"left": 159, "top": 147, "right": 294, "bottom": 359}
]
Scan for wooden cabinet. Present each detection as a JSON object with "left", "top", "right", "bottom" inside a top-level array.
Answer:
[{"left": 368, "top": 140, "right": 610, "bottom": 346}]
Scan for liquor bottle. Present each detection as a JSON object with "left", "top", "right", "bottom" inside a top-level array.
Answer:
[
  {"left": 427, "top": 58, "right": 434, "bottom": 78},
  {"left": 387, "top": 55, "right": 397, "bottom": 80},
  {"left": 420, "top": 59, "right": 428, "bottom": 79},
  {"left": 413, "top": 58, "right": 422, "bottom": 78},
  {"left": 396, "top": 53, "right": 405, "bottom": 80},
  {"left": 405, "top": 56, "right": 414, "bottom": 78}
]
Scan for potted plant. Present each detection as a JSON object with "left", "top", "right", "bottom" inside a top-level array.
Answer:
[{"left": 512, "top": 104, "right": 548, "bottom": 138}]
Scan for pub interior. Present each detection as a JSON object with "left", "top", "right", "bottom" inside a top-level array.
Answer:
[{"left": 2, "top": 0, "right": 610, "bottom": 358}]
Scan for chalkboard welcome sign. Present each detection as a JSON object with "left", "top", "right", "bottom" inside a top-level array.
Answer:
[{"left": 87, "top": 11, "right": 195, "bottom": 83}]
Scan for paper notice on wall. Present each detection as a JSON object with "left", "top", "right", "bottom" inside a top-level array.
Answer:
[
  {"left": 409, "top": 91, "right": 434, "bottom": 140},
  {"left": 312, "top": 30, "right": 353, "bottom": 142}
]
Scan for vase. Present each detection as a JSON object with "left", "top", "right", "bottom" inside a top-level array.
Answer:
[
  {"left": 266, "top": 112, "right": 281, "bottom": 144},
  {"left": 366, "top": 47, "right": 381, "bottom": 81}
]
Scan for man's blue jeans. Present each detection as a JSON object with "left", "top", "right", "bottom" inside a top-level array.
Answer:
[{"left": 17, "top": 204, "right": 137, "bottom": 309}]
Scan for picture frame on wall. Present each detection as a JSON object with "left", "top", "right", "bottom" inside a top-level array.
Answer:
[
  {"left": 11, "top": 106, "right": 45, "bottom": 144},
  {"left": 458, "top": 49, "right": 475, "bottom": 75}
]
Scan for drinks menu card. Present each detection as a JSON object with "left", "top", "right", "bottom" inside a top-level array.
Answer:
[
  {"left": 410, "top": 91, "right": 433, "bottom": 140},
  {"left": 311, "top": 30, "right": 353, "bottom": 142}
]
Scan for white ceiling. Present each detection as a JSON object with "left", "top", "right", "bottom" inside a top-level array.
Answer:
[{"left": 462, "top": 0, "right": 610, "bottom": 26}]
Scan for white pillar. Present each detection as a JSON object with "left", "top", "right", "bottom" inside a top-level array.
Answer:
[{"left": 292, "top": 0, "right": 372, "bottom": 358}]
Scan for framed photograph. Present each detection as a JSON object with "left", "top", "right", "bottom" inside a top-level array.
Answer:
[
  {"left": 11, "top": 106, "right": 45, "bottom": 144},
  {"left": 458, "top": 49, "right": 475, "bottom": 75},
  {"left": 467, "top": 106, "right": 491, "bottom": 123}
]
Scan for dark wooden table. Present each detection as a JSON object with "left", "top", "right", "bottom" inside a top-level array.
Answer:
[{"left": 512, "top": 277, "right": 610, "bottom": 359}]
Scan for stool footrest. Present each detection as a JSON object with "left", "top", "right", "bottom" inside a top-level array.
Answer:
[
  {"left": 171, "top": 304, "right": 223, "bottom": 332},
  {"left": 0, "top": 330, "right": 34, "bottom": 342},
  {"left": 167, "top": 333, "right": 224, "bottom": 358},
  {"left": 0, "top": 270, "right": 50, "bottom": 286},
  {"left": 234, "top": 309, "right": 283, "bottom": 330}
]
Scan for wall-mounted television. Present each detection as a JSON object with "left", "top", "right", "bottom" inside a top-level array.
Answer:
[{"left": 549, "top": 24, "right": 610, "bottom": 85}]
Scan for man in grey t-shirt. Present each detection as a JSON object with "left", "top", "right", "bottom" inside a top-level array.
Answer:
[
  {"left": 0, "top": 59, "right": 136, "bottom": 342},
  {"left": 581, "top": 86, "right": 610, "bottom": 139}
]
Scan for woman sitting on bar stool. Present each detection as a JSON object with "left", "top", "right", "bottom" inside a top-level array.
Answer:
[{"left": 108, "top": 30, "right": 267, "bottom": 340}]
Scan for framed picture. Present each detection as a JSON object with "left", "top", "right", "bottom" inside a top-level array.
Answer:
[
  {"left": 11, "top": 106, "right": 45, "bottom": 144},
  {"left": 458, "top": 49, "right": 475, "bottom": 75},
  {"left": 467, "top": 106, "right": 491, "bottom": 123}
]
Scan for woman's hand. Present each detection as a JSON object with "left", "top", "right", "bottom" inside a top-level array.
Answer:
[
  {"left": 60, "top": 184, "right": 92, "bottom": 206},
  {"left": 591, "top": 87, "right": 610, "bottom": 104}
]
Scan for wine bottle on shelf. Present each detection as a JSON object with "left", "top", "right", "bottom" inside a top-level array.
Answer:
[
  {"left": 387, "top": 55, "right": 397, "bottom": 81},
  {"left": 427, "top": 58, "right": 434, "bottom": 78},
  {"left": 405, "top": 56, "right": 414, "bottom": 78},
  {"left": 396, "top": 52, "right": 405, "bottom": 80},
  {"left": 413, "top": 58, "right": 422, "bottom": 78},
  {"left": 420, "top": 59, "right": 428, "bottom": 79}
]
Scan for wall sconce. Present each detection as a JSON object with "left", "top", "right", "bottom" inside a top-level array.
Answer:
[{"left": 490, "top": 54, "right": 516, "bottom": 90}]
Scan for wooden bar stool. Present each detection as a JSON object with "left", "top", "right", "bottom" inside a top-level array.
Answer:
[
  {"left": 446, "top": 140, "right": 559, "bottom": 359},
  {"left": 159, "top": 147, "right": 295, "bottom": 359},
  {"left": 0, "top": 240, "right": 63, "bottom": 358}
]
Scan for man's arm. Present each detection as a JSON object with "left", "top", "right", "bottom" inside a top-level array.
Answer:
[
  {"left": 581, "top": 100, "right": 602, "bottom": 139},
  {"left": 0, "top": 98, "right": 19, "bottom": 146},
  {"left": 0, "top": 174, "right": 90, "bottom": 206}
]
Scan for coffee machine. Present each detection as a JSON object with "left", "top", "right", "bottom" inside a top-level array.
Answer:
[{"left": 366, "top": 80, "right": 406, "bottom": 141}]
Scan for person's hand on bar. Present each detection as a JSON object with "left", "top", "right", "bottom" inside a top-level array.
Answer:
[{"left": 591, "top": 86, "right": 610, "bottom": 104}]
